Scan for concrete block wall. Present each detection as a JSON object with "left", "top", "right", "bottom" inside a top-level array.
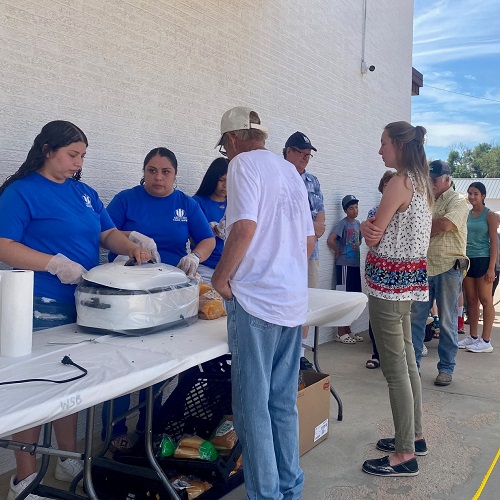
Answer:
[{"left": 0, "top": 0, "right": 414, "bottom": 473}]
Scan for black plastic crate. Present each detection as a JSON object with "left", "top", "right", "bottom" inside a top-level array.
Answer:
[
  {"left": 92, "top": 456, "right": 244, "bottom": 500},
  {"left": 197, "top": 354, "right": 231, "bottom": 375},
  {"left": 113, "top": 355, "right": 241, "bottom": 484}
]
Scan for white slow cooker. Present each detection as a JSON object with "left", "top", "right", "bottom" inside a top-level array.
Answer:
[{"left": 75, "top": 262, "right": 199, "bottom": 334}]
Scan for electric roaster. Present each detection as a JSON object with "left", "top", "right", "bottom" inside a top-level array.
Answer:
[{"left": 75, "top": 261, "right": 199, "bottom": 335}]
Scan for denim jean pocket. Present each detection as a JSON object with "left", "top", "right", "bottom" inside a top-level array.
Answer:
[{"left": 249, "top": 315, "right": 274, "bottom": 332}]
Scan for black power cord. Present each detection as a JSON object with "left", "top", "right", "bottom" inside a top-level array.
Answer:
[{"left": 0, "top": 356, "right": 88, "bottom": 386}]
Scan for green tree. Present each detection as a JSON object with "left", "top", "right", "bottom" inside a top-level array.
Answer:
[
  {"left": 470, "top": 143, "right": 492, "bottom": 177},
  {"left": 447, "top": 143, "right": 474, "bottom": 177},
  {"left": 447, "top": 143, "right": 500, "bottom": 178},
  {"left": 480, "top": 147, "right": 500, "bottom": 177}
]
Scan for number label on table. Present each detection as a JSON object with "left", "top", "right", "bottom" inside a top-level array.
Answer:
[{"left": 60, "top": 394, "right": 82, "bottom": 411}]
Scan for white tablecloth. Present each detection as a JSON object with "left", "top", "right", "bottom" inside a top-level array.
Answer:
[
  {"left": 0, "top": 289, "right": 367, "bottom": 438},
  {"left": 304, "top": 289, "right": 367, "bottom": 327},
  {"left": 0, "top": 320, "right": 229, "bottom": 438}
]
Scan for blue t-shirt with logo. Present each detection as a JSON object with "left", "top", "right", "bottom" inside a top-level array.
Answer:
[
  {"left": 192, "top": 195, "right": 226, "bottom": 269},
  {"left": 0, "top": 173, "right": 115, "bottom": 303},
  {"left": 330, "top": 217, "right": 362, "bottom": 267},
  {"left": 106, "top": 186, "right": 213, "bottom": 266}
]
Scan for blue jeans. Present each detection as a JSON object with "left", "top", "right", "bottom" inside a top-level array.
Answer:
[
  {"left": 226, "top": 297, "right": 304, "bottom": 500},
  {"left": 411, "top": 267, "right": 463, "bottom": 374},
  {"left": 101, "top": 385, "right": 163, "bottom": 440}
]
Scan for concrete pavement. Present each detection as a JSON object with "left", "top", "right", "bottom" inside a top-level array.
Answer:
[
  {"left": 224, "top": 307, "right": 500, "bottom": 500},
  {"left": 1, "top": 308, "right": 499, "bottom": 499}
]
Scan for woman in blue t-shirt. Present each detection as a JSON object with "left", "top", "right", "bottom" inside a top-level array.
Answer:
[
  {"left": 193, "top": 157, "right": 228, "bottom": 283},
  {"left": 0, "top": 121, "right": 150, "bottom": 500},
  {"left": 107, "top": 147, "right": 215, "bottom": 275},
  {"left": 102, "top": 147, "right": 215, "bottom": 452}
]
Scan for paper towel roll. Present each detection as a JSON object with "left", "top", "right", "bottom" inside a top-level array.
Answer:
[{"left": 0, "top": 270, "right": 34, "bottom": 357}]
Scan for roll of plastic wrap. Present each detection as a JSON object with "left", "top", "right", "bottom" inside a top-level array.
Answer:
[{"left": 0, "top": 270, "right": 34, "bottom": 357}]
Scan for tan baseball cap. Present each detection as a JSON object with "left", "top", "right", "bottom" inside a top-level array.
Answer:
[{"left": 215, "top": 106, "right": 268, "bottom": 147}]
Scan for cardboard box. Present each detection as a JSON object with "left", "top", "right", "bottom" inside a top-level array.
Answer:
[{"left": 297, "top": 371, "right": 330, "bottom": 456}]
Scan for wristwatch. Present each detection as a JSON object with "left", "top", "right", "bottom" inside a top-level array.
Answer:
[{"left": 193, "top": 251, "right": 201, "bottom": 260}]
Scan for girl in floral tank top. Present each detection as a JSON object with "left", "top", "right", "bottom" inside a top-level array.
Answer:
[
  {"left": 365, "top": 172, "right": 431, "bottom": 301},
  {"left": 360, "top": 121, "right": 433, "bottom": 479}
]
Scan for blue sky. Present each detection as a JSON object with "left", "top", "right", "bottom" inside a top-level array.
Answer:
[{"left": 412, "top": 0, "right": 500, "bottom": 161}]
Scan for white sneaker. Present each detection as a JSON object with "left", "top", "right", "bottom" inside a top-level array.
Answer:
[
  {"left": 8, "top": 473, "right": 49, "bottom": 500},
  {"left": 335, "top": 333, "right": 357, "bottom": 344},
  {"left": 466, "top": 338, "right": 493, "bottom": 353},
  {"left": 458, "top": 335, "right": 477, "bottom": 349},
  {"left": 422, "top": 344, "right": 428, "bottom": 356},
  {"left": 54, "top": 457, "right": 83, "bottom": 485}
]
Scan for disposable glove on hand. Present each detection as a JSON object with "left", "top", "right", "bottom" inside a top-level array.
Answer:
[
  {"left": 45, "top": 253, "right": 87, "bottom": 285},
  {"left": 128, "top": 231, "right": 161, "bottom": 263},
  {"left": 177, "top": 253, "right": 200, "bottom": 277},
  {"left": 210, "top": 219, "right": 226, "bottom": 240}
]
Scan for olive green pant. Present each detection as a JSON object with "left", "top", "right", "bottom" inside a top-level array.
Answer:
[{"left": 369, "top": 295, "right": 423, "bottom": 453}]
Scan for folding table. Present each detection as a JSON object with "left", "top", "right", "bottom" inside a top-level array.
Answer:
[
  {"left": 0, "top": 320, "right": 229, "bottom": 499},
  {"left": 0, "top": 288, "right": 367, "bottom": 499},
  {"left": 303, "top": 288, "right": 368, "bottom": 421}
]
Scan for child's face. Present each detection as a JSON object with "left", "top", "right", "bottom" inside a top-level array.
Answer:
[{"left": 345, "top": 203, "right": 359, "bottom": 219}]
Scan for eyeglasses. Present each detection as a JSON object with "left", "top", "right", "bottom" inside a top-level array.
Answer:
[
  {"left": 290, "top": 147, "right": 313, "bottom": 159},
  {"left": 218, "top": 144, "right": 227, "bottom": 157}
]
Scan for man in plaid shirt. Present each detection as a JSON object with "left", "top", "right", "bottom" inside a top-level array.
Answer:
[{"left": 411, "top": 160, "right": 468, "bottom": 386}]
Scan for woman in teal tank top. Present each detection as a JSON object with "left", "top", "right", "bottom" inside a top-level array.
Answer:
[{"left": 460, "top": 182, "right": 498, "bottom": 353}]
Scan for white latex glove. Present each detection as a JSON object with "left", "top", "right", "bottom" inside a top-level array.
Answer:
[
  {"left": 210, "top": 219, "right": 226, "bottom": 240},
  {"left": 128, "top": 231, "right": 161, "bottom": 263},
  {"left": 177, "top": 253, "right": 200, "bottom": 277},
  {"left": 45, "top": 253, "right": 87, "bottom": 285}
]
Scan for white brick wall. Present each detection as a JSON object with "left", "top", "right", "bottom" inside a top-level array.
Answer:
[{"left": 0, "top": 0, "right": 414, "bottom": 474}]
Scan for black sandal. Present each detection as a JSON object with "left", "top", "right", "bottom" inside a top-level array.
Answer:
[{"left": 366, "top": 358, "right": 380, "bottom": 369}]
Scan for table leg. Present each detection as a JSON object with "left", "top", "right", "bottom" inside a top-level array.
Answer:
[
  {"left": 99, "top": 377, "right": 173, "bottom": 456},
  {"left": 81, "top": 406, "right": 98, "bottom": 499},
  {"left": 144, "top": 385, "right": 182, "bottom": 500},
  {"left": 12, "top": 423, "right": 52, "bottom": 500},
  {"left": 311, "top": 326, "right": 343, "bottom": 421},
  {"left": 99, "top": 398, "right": 115, "bottom": 457},
  {"left": 5, "top": 422, "right": 86, "bottom": 500}
]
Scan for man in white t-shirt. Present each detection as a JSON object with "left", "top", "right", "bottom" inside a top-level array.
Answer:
[{"left": 212, "top": 106, "right": 315, "bottom": 499}]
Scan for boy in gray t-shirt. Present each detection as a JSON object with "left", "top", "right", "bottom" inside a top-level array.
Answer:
[{"left": 327, "top": 194, "right": 363, "bottom": 343}]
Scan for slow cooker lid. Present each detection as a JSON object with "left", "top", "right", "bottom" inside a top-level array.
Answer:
[{"left": 82, "top": 262, "right": 189, "bottom": 291}]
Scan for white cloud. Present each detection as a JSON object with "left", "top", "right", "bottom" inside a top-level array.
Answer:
[
  {"left": 484, "top": 88, "right": 500, "bottom": 101},
  {"left": 412, "top": 0, "right": 500, "bottom": 154},
  {"left": 423, "top": 122, "right": 491, "bottom": 148},
  {"left": 413, "top": 0, "right": 500, "bottom": 67}
]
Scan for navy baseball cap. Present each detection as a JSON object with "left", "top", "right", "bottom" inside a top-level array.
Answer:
[
  {"left": 342, "top": 195, "right": 359, "bottom": 210},
  {"left": 284, "top": 131, "right": 317, "bottom": 151}
]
